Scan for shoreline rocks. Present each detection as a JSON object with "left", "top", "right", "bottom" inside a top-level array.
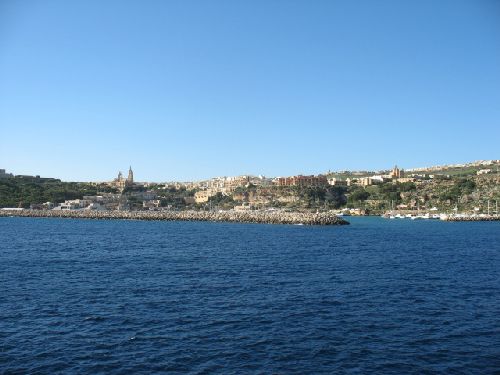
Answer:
[{"left": 0, "top": 209, "right": 349, "bottom": 226}]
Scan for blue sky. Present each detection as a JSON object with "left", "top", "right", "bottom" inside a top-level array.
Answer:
[{"left": 1, "top": 0, "right": 499, "bottom": 181}]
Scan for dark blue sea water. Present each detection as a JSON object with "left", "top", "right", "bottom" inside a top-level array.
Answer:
[{"left": 1, "top": 217, "right": 499, "bottom": 374}]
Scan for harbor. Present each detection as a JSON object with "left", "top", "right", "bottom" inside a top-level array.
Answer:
[
  {"left": 440, "top": 214, "right": 500, "bottom": 222},
  {"left": 382, "top": 211, "right": 500, "bottom": 221}
]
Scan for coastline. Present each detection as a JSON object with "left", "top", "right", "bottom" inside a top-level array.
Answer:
[{"left": 0, "top": 209, "right": 349, "bottom": 226}]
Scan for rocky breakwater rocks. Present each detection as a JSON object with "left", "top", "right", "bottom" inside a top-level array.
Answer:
[{"left": 0, "top": 209, "right": 350, "bottom": 226}]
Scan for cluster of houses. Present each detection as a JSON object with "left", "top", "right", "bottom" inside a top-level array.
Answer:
[
  {"left": 406, "top": 159, "right": 499, "bottom": 173},
  {"left": 30, "top": 191, "right": 161, "bottom": 212},
  {"left": 26, "top": 167, "right": 159, "bottom": 211},
  {"left": 191, "top": 175, "right": 272, "bottom": 203},
  {"left": 329, "top": 166, "right": 416, "bottom": 187},
  {"left": 185, "top": 166, "right": 410, "bottom": 208}
]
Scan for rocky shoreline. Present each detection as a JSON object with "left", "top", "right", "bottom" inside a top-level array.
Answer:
[{"left": 0, "top": 209, "right": 349, "bottom": 226}]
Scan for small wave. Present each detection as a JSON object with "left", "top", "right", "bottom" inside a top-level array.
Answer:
[{"left": 83, "top": 316, "right": 106, "bottom": 322}]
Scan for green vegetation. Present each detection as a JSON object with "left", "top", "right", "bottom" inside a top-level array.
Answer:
[
  {"left": 0, "top": 177, "right": 111, "bottom": 208},
  {"left": 439, "top": 178, "right": 476, "bottom": 202},
  {"left": 324, "top": 186, "right": 348, "bottom": 208},
  {"left": 347, "top": 187, "right": 370, "bottom": 206},
  {"left": 154, "top": 187, "right": 195, "bottom": 209},
  {"left": 371, "top": 182, "right": 416, "bottom": 205},
  {"left": 208, "top": 192, "right": 234, "bottom": 209},
  {"left": 122, "top": 185, "right": 146, "bottom": 194}
]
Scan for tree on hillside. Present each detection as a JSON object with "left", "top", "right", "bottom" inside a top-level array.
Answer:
[
  {"left": 325, "top": 186, "right": 347, "bottom": 208},
  {"left": 347, "top": 187, "right": 370, "bottom": 206}
]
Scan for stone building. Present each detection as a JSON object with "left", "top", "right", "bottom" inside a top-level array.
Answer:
[
  {"left": 194, "top": 189, "right": 216, "bottom": 203},
  {"left": 328, "top": 177, "right": 347, "bottom": 186},
  {"left": 274, "top": 175, "right": 328, "bottom": 187},
  {"left": 390, "top": 165, "right": 404, "bottom": 179},
  {"left": 223, "top": 176, "right": 250, "bottom": 192},
  {"left": 111, "top": 166, "right": 135, "bottom": 191}
]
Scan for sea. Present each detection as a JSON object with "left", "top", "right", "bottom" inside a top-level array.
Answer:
[{"left": 1, "top": 217, "right": 499, "bottom": 374}]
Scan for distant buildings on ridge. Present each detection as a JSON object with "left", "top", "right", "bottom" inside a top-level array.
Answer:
[{"left": 0, "top": 169, "right": 13, "bottom": 179}]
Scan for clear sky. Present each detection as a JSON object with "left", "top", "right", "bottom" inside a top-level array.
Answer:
[{"left": 1, "top": 0, "right": 499, "bottom": 182}]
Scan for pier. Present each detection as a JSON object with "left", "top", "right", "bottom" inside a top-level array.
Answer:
[{"left": 0, "top": 209, "right": 349, "bottom": 226}]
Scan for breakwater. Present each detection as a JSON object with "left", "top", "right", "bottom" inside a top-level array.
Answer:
[
  {"left": 441, "top": 214, "right": 500, "bottom": 222},
  {"left": 0, "top": 209, "right": 349, "bottom": 226}
]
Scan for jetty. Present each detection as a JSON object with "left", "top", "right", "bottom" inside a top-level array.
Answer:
[{"left": 0, "top": 209, "right": 349, "bottom": 226}]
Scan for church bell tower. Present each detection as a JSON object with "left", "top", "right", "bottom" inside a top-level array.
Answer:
[{"left": 127, "top": 166, "right": 134, "bottom": 183}]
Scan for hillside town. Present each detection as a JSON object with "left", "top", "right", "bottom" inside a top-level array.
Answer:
[{"left": 1, "top": 160, "right": 499, "bottom": 220}]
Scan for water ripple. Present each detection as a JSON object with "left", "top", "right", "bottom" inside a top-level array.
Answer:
[{"left": 1, "top": 217, "right": 499, "bottom": 373}]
